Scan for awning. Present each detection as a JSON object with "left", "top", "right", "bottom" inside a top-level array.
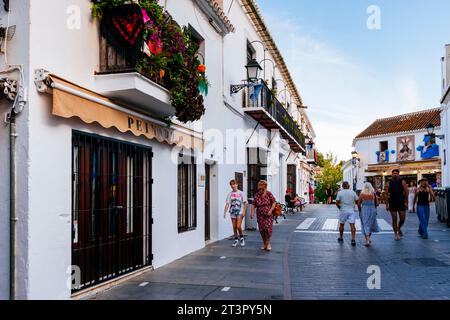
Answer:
[
  {"left": 43, "top": 74, "right": 203, "bottom": 151},
  {"left": 366, "top": 159, "right": 441, "bottom": 173}
]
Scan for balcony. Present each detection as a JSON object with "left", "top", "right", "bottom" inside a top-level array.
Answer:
[
  {"left": 243, "top": 80, "right": 306, "bottom": 153},
  {"left": 94, "top": 21, "right": 174, "bottom": 118},
  {"left": 306, "top": 148, "right": 318, "bottom": 165}
]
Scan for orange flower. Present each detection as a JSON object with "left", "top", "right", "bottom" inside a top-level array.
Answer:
[
  {"left": 197, "top": 64, "right": 206, "bottom": 73},
  {"left": 159, "top": 69, "right": 165, "bottom": 79}
]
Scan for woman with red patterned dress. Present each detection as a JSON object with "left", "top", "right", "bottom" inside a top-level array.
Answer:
[{"left": 251, "top": 180, "right": 276, "bottom": 251}]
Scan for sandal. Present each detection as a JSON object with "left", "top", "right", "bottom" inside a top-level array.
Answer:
[
  {"left": 261, "top": 246, "right": 266, "bottom": 250},
  {"left": 265, "top": 246, "right": 272, "bottom": 251}
]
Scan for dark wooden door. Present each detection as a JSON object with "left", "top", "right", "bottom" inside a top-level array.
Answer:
[
  {"left": 72, "top": 132, "right": 153, "bottom": 292},
  {"left": 287, "top": 164, "right": 297, "bottom": 194},
  {"left": 205, "top": 164, "right": 211, "bottom": 241}
]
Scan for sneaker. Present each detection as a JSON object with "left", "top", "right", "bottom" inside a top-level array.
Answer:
[
  {"left": 351, "top": 240, "right": 356, "bottom": 246},
  {"left": 232, "top": 239, "right": 239, "bottom": 247},
  {"left": 337, "top": 238, "right": 344, "bottom": 243},
  {"left": 240, "top": 238, "right": 245, "bottom": 247}
]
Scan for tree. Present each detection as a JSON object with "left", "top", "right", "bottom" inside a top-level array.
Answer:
[{"left": 315, "top": 152, "right": 343, "bottom": 203}]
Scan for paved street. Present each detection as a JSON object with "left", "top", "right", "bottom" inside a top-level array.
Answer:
[{"left": 92, "top": 204, "right": 450, "bottom": 300}]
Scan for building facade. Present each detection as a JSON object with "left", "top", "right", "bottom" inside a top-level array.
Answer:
[
  {"left": 352, "top": 108, "right": 443, "bottom": 191},
  {"left": 440, "top": 45, "right": 450, "bottom": 187},
  {"left": 0, "top": 0, "right": 316, "bottom": 299}
]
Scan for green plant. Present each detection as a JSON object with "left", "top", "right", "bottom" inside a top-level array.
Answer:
[{"left": 92, "top": 0, "right": 208, "bottom": 123}]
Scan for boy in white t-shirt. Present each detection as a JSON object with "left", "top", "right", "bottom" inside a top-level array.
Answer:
[{"left": 224, "top": 179, "right": 247, "bottom": 247}]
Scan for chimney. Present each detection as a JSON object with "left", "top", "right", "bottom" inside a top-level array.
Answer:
[{"left": 445, "top": 44, "right": 450, "bottom": 90}]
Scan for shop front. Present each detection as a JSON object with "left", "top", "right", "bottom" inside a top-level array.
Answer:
[
  {"left": 365, "top": 158, "right": 442, "bottom": 189},
  {"left": 36, "top": 72, "right": 204, "bottom": 293}
]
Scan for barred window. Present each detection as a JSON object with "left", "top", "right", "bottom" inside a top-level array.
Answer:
[{"left": 178, "top": 154, "right": 197, "bottom": 232}]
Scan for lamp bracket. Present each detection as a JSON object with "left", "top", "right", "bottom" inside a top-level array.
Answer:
[{"left": 230, "top": 84, "right": 247, "bottom": 95}]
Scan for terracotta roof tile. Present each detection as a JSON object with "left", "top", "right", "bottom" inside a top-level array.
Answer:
[{"left": 355, "top": 108, "right": 442, "bottom": 139}]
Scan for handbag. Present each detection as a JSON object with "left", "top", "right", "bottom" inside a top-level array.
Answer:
[{"left": 273, "top": 203, "right": 282, "bottom": 217}]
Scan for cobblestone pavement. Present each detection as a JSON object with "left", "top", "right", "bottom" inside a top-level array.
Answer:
[{"left": 91, "top": 204, "right": 450, "bottom": 300}]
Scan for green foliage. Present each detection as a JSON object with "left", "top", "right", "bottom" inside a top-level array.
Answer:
[
  {"left": 316, "top": 152, "right": 325, "bottom": 167},
  {"left": 92, "top": 0, "right": 207, "bottom": 123},
  {"left": 315, "top": 152, "right": 343, "bottom": 203}
]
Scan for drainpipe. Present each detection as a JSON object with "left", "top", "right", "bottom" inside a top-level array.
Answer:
[{"left": 9, "top": 111, "right": 17, "bottom": 300}]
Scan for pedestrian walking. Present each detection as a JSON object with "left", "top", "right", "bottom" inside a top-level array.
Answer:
[
  {"left": 336, "top": 181, "right": 359, "bottom": 246},
  {"left": 408, "top": 181, "right": 417, "bottom": 213},
  {"left": 223, "top": 179, "right": 247, "bottom": 247},
  {"left": 325, "top": 184, "right": 333, "bottom": 204},
  {"left": 413, "top": 178, "right": 435, "bottom": 239},
  {"left": 251, "top": 180, "right": 276, "bottom": 251},
  {"left": 358, "top": 182, "right": 380, "bottom": 247},
  {"left": 386, "top": 169, "right": 409, "bottom": 241},
  {"left": 309, "top": 183, "right": 315, "bottom": 204}
]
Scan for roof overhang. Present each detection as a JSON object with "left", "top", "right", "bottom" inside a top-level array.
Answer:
[{"left": 193, "top": 0, "right": 235, "bottom": 35}]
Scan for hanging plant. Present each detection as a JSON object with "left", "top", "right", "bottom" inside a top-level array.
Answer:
[{"left": 92, "top": 0, "right": 208, "bottom": 123}]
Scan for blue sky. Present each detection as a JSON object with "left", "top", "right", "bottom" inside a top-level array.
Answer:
[{"left": 257, "top": 0, "right": 450, "bottom": 161}]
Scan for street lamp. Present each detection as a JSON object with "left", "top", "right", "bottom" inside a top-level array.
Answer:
[
  {"left": 351, "top": 151, "right": 360, "bottom": 191},
  {"left": 426, "top": 123, "right": 445, "bottom": 140},
  {"left": 230, "top": 59, "right": 263, "bottom": 94},
  {"left": 246, "top": 59, "right": 263, "bottom": 82}
]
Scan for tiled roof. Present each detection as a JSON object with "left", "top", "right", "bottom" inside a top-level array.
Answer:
[
  {"left": 355, "top": 108, "right": 442, "bottom": 139},
  {"left": 201, "top": 0, "right": 235, "bottom": 33}
]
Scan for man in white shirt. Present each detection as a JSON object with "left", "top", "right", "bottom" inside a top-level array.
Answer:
[{"left": 335, "top": 181, "right": 359, "bottom": 246}]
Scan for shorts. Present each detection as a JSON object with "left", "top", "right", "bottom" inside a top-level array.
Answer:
[
  {"left": 389, "top": 201, "right": 406, "bottom": 212},
  {"left": 339, "top": 211, "right": 356, "bottom": 224},
  {"left": 231, "top": 214, "right": 244, "bottom": 220}
]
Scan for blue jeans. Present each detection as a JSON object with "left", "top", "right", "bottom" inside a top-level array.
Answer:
[{"left": 416, "top": 205, "right": 430, "bottom": 238}]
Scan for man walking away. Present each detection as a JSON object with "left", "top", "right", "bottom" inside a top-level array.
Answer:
[
  {"left": 336, "top": 181, "right": 359, "bottom": 246},
  {"left": 386, "top": 169, "right": 409, "bottom": 241}
]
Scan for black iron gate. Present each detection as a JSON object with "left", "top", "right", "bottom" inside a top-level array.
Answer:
[{"left": 71, "top": 131, "right": 153, "bottom": 292}]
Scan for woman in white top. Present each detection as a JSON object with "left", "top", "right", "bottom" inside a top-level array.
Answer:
[{"left": 408, "top": 181, "right": 417, "bottom": 213}]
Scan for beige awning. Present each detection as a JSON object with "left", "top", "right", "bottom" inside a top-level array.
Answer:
[
  {"left": 366, "top": 159, "right": 441, "bottom": 173},
  {"left": 47, "top": 74, "right": 203, "bottom": 151}
]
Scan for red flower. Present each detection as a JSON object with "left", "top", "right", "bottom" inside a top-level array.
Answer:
[{"left": 197, "top": 64, "right": 206, "bottom": 73}]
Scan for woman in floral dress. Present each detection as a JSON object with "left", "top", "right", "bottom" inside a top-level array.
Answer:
[{"left": 251, "top": 180, "right": 276, "bottom": 251}]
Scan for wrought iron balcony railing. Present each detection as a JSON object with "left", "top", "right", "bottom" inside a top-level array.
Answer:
[{"left": 244, "top": 80, "right": 306, "bottom": 152}]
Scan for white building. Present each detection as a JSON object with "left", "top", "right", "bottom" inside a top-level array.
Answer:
[
  {"left": 352, "top": 108, "right": 443, "bottom": 191},
  {"left": 341, "top": 160, "right": 356, "bottom": 189},
  {"left": 0, "top": 0, "right": 316, "bottom": 299},
  {"left": 440, "top": 44, "right": 450, "bottom": 187}
]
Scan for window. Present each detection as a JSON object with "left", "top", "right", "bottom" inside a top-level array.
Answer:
[
  {"left": 247, "top": 148, "right": 267, "bottom": 200},
  {"left": 189, "top": 25, "right": 205, "bottom": 65},
  {"left": 247, "top": 41, "right": 256, "bottom": 63},
  {"left": 178, "top": 154, "right": 197, "bottom": 232},
  {"left": 379, "top": 141, "right": 388, "bottom": 163},
  {"left": 72, "top": 132, "right": 152, "bottom": 290}
]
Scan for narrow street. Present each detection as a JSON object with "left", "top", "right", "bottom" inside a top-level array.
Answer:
[{"left": 92, "top": 205, "right": 450, "bottom": 300}]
